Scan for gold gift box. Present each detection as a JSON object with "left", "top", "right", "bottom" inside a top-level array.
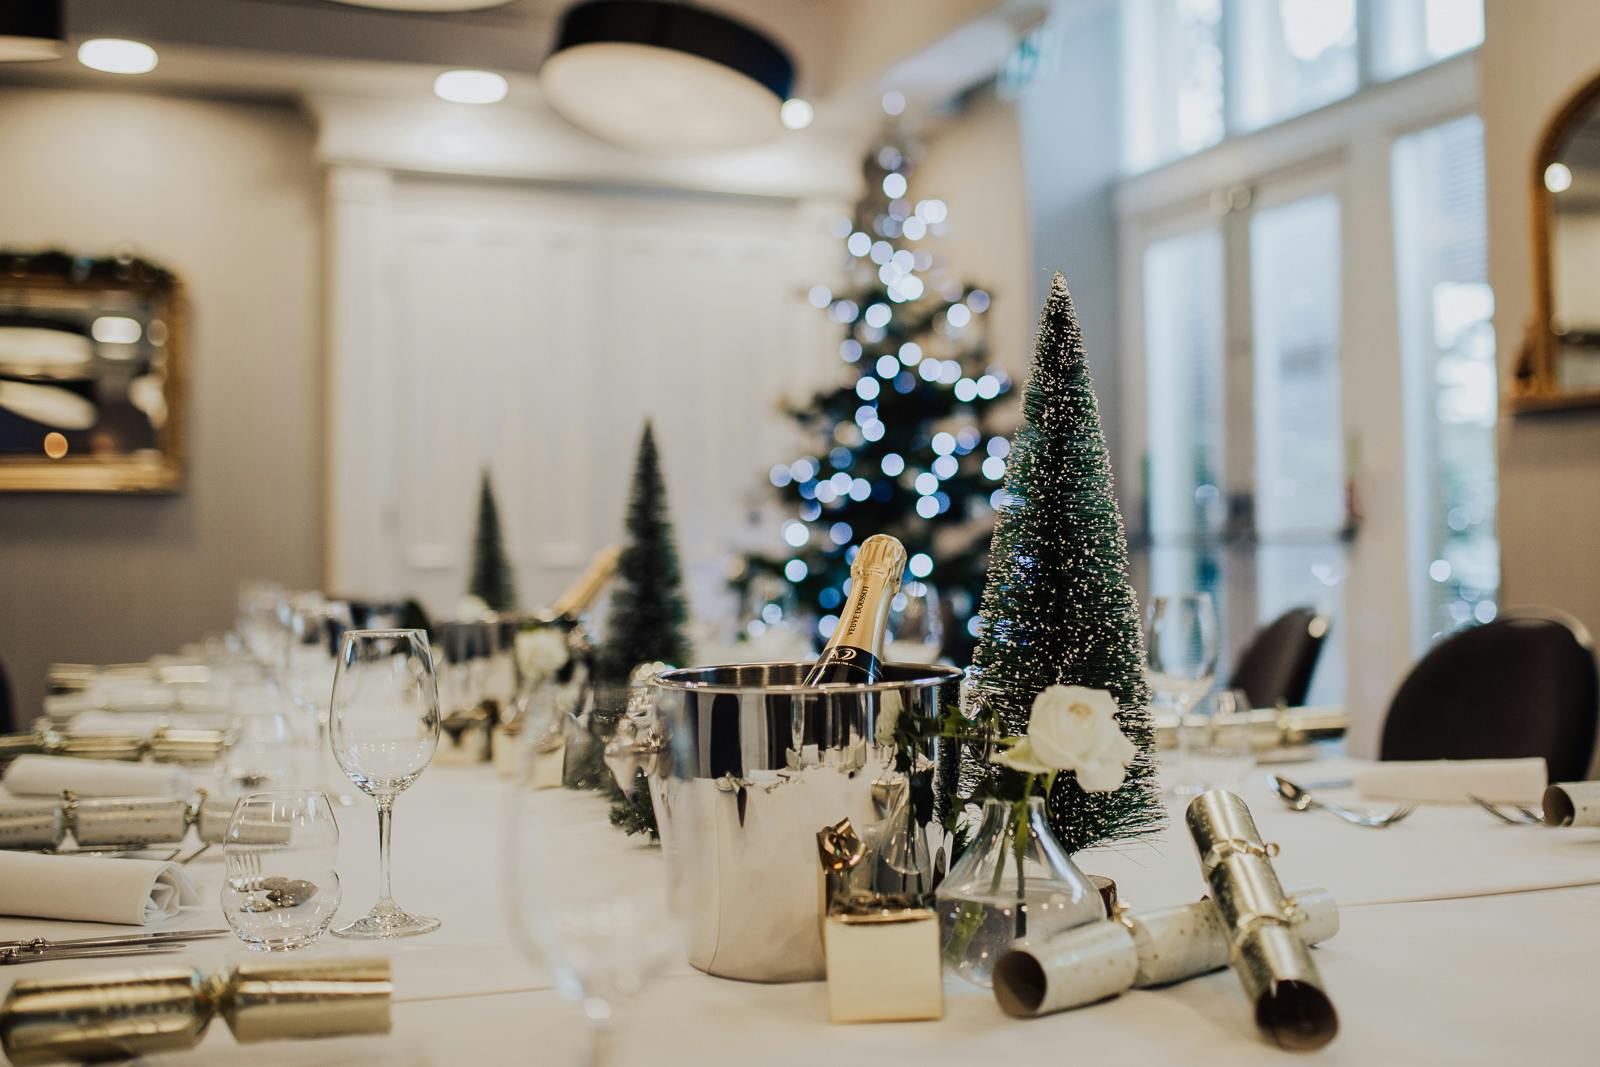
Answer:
[{"left": 823, "top": 908, "right": 943, "bottom": 1024}]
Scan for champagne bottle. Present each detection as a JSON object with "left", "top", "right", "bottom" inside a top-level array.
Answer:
[
  {"left": 550, "top": 545, "right": 621, "bottom": 620},
  {"left": 802, "top": 534, "right": 907, "bottom": 686}
]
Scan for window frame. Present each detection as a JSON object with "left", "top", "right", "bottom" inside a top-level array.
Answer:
[{"left": 1116, "top": 51, "right": 1483, "bottom": 745}]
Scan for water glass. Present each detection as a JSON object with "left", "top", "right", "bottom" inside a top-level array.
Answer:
[
  {"left": 221, "top": 790, "right": 342, "bottom": 951},
  {"left": 1144, "top": 593, "right": 1220, "bottom": 796},
  {"left": 1182, "top": 688, "right": 1259, "bottom": 794},
  {"left": 886, "top": 580, "right": 944, "bottom": 663}
]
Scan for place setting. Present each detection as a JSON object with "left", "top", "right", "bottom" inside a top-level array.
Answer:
[{"left": 2, "top": 2, "right": 1599, "bottom": 1063}]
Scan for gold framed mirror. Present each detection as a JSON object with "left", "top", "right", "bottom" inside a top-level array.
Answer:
[
  {"left": 1517, "top": 68, "right": 1600, "bottom": 411},
  {"left": 0, "top": 251, "right": 184, "bottom": 491}
]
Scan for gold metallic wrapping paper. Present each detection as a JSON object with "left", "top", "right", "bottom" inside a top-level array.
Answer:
[
  {"left": 1185, "top": 790, "right": 1338, "bottom": 1050},
  {"left": 0, "top": 958, "right": 391, "bottom": 1064}
]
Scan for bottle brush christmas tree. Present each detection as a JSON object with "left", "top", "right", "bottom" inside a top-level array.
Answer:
[
  {"left": 966, "top": 273, "right": 1163, "bottom": 854},
  {"left": 467, "top": 470, "right": 517, "bottom": 613},
  {"left": 598, "top": 421, "right": 693, "bottom": 684}
]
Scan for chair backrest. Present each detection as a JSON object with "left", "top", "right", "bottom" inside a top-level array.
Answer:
[
  {"left": 1227, "top": 606, "right": 1329, "bottom": 709},
  {"left": 1380, "top": 613, "right": 1600, "bottom": 782},
  {"left": 0, "top": 655, "right": 11, "bottom": 734}
]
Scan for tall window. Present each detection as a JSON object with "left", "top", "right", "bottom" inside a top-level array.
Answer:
[
  {"left": 1123, "top": 0, "right": 1485, "bottom": 172},
  {"left": 1229, "top": 0, "right": 1358, "bottom": 132},
  {"left": 1143, "top": 229, "right": 1227, "bottom": 643},
  {"left": 1124, "top": 0, "right": 1225, "bottom": 172},
  {"left": 1393, "top": 115, "right": 1498, "bottom": 647},
  {"left": 1250, "top": 193, "right": 1347, "bottom": 706}
]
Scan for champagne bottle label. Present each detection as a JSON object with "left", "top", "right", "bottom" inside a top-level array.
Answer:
[{"left": 802, "top": 534, "right": 906, "bottom": 687}]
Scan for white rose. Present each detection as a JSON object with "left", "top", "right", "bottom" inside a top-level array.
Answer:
[
  {"left": 989, "top": 685, "right": 1136, "bottom": 793},
  {"left": 517, "top": 626, "right": 570, "bottom": 679}
]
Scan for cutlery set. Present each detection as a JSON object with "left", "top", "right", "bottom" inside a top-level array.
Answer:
[{"left": 0, "top": 929, "right": 228, "bottom": 965}]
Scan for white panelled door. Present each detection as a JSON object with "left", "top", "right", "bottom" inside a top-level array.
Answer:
[{"left": 327, "top": 173, "right": 833, "bottom": 618}]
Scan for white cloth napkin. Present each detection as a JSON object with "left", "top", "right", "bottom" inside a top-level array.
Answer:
[
  {"left": 67, "top": 710, "right": 229, "bottom": 737},
  {"left": 1, "top": 755, "right": 193, "bottom": 799},
  {"left": 1354, "top": 757, "right": 1548, "bottom": 804},
  {"left": 0, "top": 852, "right": 199, "bottom": 925}
]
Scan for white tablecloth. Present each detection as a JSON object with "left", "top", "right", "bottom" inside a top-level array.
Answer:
[{"left": 3, "top": 761, "right": 1598, "bottom": 1065}]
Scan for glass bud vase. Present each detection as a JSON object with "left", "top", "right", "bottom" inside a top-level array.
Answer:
[{"left": 935, "top": 796, "right": 1105, "bottom": 987}]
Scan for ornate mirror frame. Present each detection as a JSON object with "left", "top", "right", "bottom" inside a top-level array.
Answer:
[
  {"left": 0, "top": 252, "right": 185, "bottom": 492},
  {"left": 1516, "top": 67, "right": 1600, "bottom": 412}
]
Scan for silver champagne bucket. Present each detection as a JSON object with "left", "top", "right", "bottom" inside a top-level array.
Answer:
[{"left": 611, "top": 661, "right": 962, "bottom": 983}]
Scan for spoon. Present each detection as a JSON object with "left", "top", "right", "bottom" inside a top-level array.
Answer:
[
  {"left": 1270, "top": 775, "right": 1416, "bottom": 828},
  {"left": 238, "top": 876, "right": 319, "bottom": 912}
]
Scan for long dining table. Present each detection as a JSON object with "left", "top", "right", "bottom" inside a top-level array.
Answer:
[{"left": 2, "top": 756, "right": 1597, "bottom": 1066}]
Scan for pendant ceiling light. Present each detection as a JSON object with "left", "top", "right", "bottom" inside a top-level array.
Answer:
[
  {"left": 323, "top": 1, "right": 517, "bottom": 10},
  {"left": 541, "top": 1, "right": 795, "bottom": 152},
  {"left": 0, "top": 0, "right": 64, "bottom": 62}
]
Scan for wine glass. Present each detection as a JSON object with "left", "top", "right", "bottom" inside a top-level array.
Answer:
[
  {"left": 504, "top": 709, "right": 698, "bottom": 1064},
  {"left": 329, "top": 629, "right": 442, "bottom": 939},
  {"left": 1183, "top": 687, "right": 1258, "bottom": 794},
  {"left": 1144, "top": 593, "right": 1220, "bottom": 797},
  {"left": 221, "top": 790, "right": 342, "bottom": 951},
  {"left": 886, "top": 580, "right": 944, "bottom": 663},
  {"left": 281, "top": 596, "right": 355, "bottom": 802}
]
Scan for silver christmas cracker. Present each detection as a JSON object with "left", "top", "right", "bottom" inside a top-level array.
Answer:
[
  {"left": 992, "top": 886, "right": 1337, "bottom": 1018},
  {"left": 1186, "top": 790, "right": 1339, "bottom": 1050},
  {"left": 0, "top": 793, "right": 281, "bottom": 852},
  {"left": 1543, "top": 781, "right": 1600, "bottom": 826},
  {"left": 0, "top": 727, "right": 226, "bottom": 768},
  {"left": 0, "top": 958, "right": 390, "bottom": 1064}
]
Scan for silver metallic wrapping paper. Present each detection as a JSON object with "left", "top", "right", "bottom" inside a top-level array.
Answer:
[
  {"left": 1186, "top": 790, "right": 1339, "bottom": 1050},
  {"left": 0, "top": 794, "right": 283, "bottom": 851},
  {"left": 992, "top": 886, "right": 1337, "bottom": 1018},
  {"left": 0, "top": 958, "right": 391, "bottom": 1064},
  {"left": 0, "top": 729, "right": 226, "bottom": 768},
  {"left": 1543, "top": 781, "right": 1600, "bottom": 827},
  {"left": 69, "top": 797, "right": 192, "bottom": 848},
  {"left": 0, "top": 802, "right": 66, "bottom": 850}
]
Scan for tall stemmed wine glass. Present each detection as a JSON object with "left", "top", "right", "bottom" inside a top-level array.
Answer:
[
  {"left": 1143, "top": 593, "right": 1220, "bottom": 797},
  {"left": 329, "top": 629, "right": 442, "bottom": 939}
]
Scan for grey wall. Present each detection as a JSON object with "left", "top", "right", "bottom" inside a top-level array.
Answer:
[
  {"left": 1481, "top": 2, "right": 1600, "bottom": 640},
  {"left": 0, "top": 87, "right": 323, "bottom": 723},
  {"left": 1017, "top": 0, "right": 1123, "bottom": 455}
]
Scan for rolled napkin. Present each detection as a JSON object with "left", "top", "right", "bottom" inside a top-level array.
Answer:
[
  {"left": 1542, "top": 781, "right": 1600, "bottom": 827},
  {"left": 0, "top": 853, "right": 198, "bottom": 925},
  {"left": 2, "top": 755, "right": 192, "bottom": 799},
  {"left": 1354, "top": 757, "right": 1546, "bottom": 805}
]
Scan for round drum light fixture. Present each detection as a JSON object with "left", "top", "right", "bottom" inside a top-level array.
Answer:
[
  {"left": 541, "top": 0, "right": 795, "bottom": 152},
  {"left": 78, "top": 38, "right": 158, "bottom": 75},
  {"left": 0, "top": 1, "right": 64, "bottom": 62}
]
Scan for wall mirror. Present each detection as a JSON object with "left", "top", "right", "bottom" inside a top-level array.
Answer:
[
  {"left": 1518, "top": 70, "right": 1600, "bottom": 411},
  {"left": 0, "top": 251, "right": 184, "bottom": 491}
]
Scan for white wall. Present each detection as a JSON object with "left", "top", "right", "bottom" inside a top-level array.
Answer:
[
  {"left": 1481, "top": 0, "right": 1600, "bottom": 641},
  {"left": 917, "top": 91, "right": 1034, "bottom": 388},
  {"left": 0, "top": 87, "right": 323, "bottom": 723}
]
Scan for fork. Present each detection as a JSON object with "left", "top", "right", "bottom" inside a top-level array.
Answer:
[
  {"left": 1467, "top": 795, "right": 1545, "bottom": 825},
  {"left": 1270, "top": 775, "right": 1417, "bottom": 828}
]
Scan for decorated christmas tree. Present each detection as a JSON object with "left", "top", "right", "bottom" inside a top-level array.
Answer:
[
  {"left": 967, "top": 273, "right": 1162, "bottom": 854},
  {"left": 736, "top": 126, "right": 1011, "bottom": 663},
  {"left": 467, "top": 470, "right": 517, "bottom": 613},
  {"left": 598, "top": 422, "right": 693, "bottom": 684}
]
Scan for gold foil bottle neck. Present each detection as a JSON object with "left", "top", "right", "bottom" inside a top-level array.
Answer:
[{"left": 851, "top": 534, "right": 907, "bottom": 586}]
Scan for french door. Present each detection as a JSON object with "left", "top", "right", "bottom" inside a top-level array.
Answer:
[{"left": 1129, "top": 166, "right": 1349, "bottom": 707}]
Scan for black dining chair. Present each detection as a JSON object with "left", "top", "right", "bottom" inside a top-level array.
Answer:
[
  {"left": 1227, "top": 606, "right": 1330, "bottom": 709},
  {"left": 0, "top": 655, "right": 12, "bottom": 734},
  {"left": 1379, "top": 609, "right": 1599, "bottom": 782}
]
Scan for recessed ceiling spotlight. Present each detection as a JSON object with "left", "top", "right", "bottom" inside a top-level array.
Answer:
[
  {"left": 0, "top": 1, "right": 64, "bottom": 62},
  {"left": 1545, "top": 161, "right": 1573, "bottom": 194},
  {"left": 541, "top": 0, "right": 795, "bottom": 152},
  {"left": 434, "top": 69, "right": 509, "bottom": 104},
  {"left": 78, "top": 39, "right": 158, "bottom": 75},
  {"left": 780, "top": 98, "right": 813, "bottom": 131}
]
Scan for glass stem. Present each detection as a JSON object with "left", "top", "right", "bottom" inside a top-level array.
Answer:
[{"left": 376, "top": 795, "right": 396, "bottom": 908}]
